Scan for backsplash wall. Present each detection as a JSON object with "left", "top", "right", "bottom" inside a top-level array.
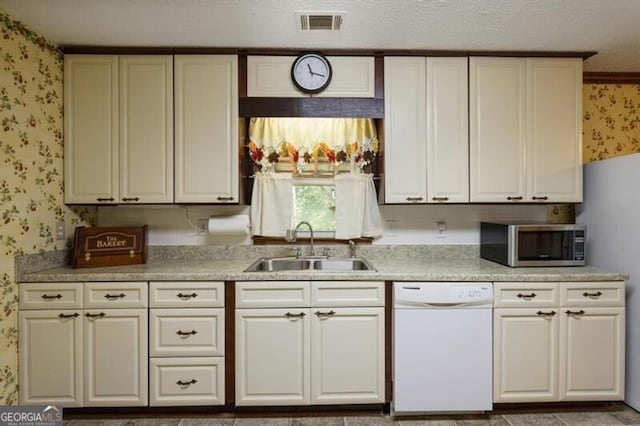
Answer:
[{"left": 98, "top": 204, "right": 548, "bottom": 246}]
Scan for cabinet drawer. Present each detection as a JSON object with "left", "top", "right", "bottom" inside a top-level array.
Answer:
[
  {"left": 19, "top": 282, "right": 83, "bottom": 310},
  {"left": 236, "top": 281, "right": 310, "bottom": 308},
  {"left": 150, "top": 357, "right": 224, "bottom": 406},
  {"left": 150, "top": 308, "right": 224, "bottom": 357},
  {"left": 149, "top": 281, "right": 224, "bottom": 308},
  {"left": 311, "top": 281, "right": 385, "bottom": 307},
  {"left": 84, "top": 282, "right": 148, "bottom": 308},
  {"left": 494, "top": 282, "right": 559, "bottom": 308},
  {"left": 560, "top": 281, "right": 625, "bottom": 307}
]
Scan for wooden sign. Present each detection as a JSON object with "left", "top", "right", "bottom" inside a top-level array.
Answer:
[{"left": 72, "top": 226, "right": 147, "bottom": 268}]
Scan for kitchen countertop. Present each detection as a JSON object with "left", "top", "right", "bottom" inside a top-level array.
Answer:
[{"left": 19, "top": 255, "right": 629, "bottom": 283}]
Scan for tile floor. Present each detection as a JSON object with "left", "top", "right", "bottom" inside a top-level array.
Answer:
[{"left": 63, "top": 403, "right": 640, "bottom": 425}]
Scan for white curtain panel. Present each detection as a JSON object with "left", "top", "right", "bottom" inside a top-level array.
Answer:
[
  {"left": 250, "top": 173, "right": 293, "bottom": 237},
  {"left": 335, "top": 173, "right": 383, "bottom": 239}
]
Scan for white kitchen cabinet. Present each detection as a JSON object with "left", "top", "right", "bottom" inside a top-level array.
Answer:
[
  {"left": 150, "top": 308, "right": 225, "bottom": 357},
  {"left": 526, "top": 58, "right": 583, "bottom": 202},
  {"left": 384, "top": 57, "right": 427, "bottom": 203},
  {"left": 470, "top": 57, "right": 527, "bottom": 202},
  {"left": 310, "top": 307, "right": 385, "bottom": 404},
  {"left": 235, "top": 308, "right": 311, "bottom": 406},
  {"left": 426, "top": 57, "right": 469, "bottom": 203},
  {"left": 174, "top": 55, "right": 239, "bottom": 203},
  {"left": 493, "top": 281, "right": 625, "bottom": 403},
  {"left": 247, "top": 56, "right": 375, "bottom": 98},
  {"left": 64, "top": 55, "right": 119, "bottom": 204},
  {"left": 235, "top": 281, "right": 384, "bottom": 406},
  {"left": 64, "top": 55, "right": 173, "bottom": 204},
  {"left": 83, "top": 308, "right": 148, "bottom": 406},
  {"left": 18, "top": 310, "right": 83, "bottom": 406},
  {"left": 150, "top": 357, "right": 225, "bottom": 406},
  {"left": 119, "top": 55, "right": 173, "bottom": 203},
  {"left": 470, "top": 57, "right": 583, "bottom": 203},
  {"left": 493, "top": 308, "right": 559, "bottom": 402}
]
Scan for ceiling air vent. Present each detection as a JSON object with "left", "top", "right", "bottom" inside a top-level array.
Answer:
[{"left": 296, "top": 12, "right": 344, "bottom": 31}]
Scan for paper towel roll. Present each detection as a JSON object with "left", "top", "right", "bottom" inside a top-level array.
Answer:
[{"left": 207, "top": 215, "right": 250, "bottom": 237}]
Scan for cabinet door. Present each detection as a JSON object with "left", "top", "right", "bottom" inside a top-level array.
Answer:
[
  {"left": 384, "top": 57, "right": 427, "bottom": 203},
  {"left": 19, "top": 310, "right": 83, "bottom": 406},
  {"left": 310, "top": 307, "right": 384, "bottom": 404},
  {"left": 494, "top": 308, "right": 559, "bottom": 402},
  {"left": 119, "top": 55, "right": 173, "bottom": 203},
  {"left": 560, "top": 307, "right": 625, "bottom": 401},
  {"left": 64, "top": 55, "right": 119, "bottom": 204},
  {"left": 235, "top": 308, "right": 310, "bottom": 405},
  {"left": 174, "top": 55, "right": 239, "bottom": 203},
  {"left": 526, "top": 58, "right": 583, "bottom": 202},
  {"left": 426, "top": 57, "right": 469, "bottom": 203},
  {"left": 470, "top": 57, "right": 526, "bottom": 202},
  {"left": 84, "top": 309, "right": 148, "bottom": 406}
]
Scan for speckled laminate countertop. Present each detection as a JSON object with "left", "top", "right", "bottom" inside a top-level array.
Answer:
[{"left": 19, "top": 255, "right": 629, "bottom": 283}]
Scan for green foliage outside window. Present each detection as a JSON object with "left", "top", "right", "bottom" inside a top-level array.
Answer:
[{"left": 292, "top": 185, "right": 336, "bottom": 232}]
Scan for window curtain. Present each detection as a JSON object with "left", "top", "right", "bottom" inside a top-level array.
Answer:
[{"left": 250, "top": 171, "right": 383, "bottom": 239}]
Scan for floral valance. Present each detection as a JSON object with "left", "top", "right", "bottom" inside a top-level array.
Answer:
[{"left": 247, "top": 117, "right": 379, "bottom": 175}]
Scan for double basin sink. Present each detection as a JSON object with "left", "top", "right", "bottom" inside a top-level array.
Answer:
[{"left": 244, "top": 256, "right": 375, "bottom": 272}]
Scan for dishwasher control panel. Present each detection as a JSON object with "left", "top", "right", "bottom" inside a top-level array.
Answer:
[{"left": 394, "top": 282, "right": 493, "bottom": 308}]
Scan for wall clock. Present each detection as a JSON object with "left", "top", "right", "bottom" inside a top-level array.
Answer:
[{"left": 291, "top": 53, "right": 333, "bottom": 94}]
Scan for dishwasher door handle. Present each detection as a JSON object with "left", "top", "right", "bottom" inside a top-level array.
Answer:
[{"left": 422, "top": 302, "right": 468, "bottom": 308}]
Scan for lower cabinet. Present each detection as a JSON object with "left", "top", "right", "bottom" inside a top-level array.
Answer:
[
  {"left": 494, "top": 281, "right": 625, "bottom": 403},
  {"left": 235, "top": 281, "right": 385, "bottom": 406}
]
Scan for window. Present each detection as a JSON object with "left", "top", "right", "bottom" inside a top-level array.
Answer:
[{"left": 292, "top": 183, "right": 336, "bottom": 232}]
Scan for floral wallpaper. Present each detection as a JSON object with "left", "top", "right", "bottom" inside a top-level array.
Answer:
[
  {"left": 583, "top": 84, "right": 640, "bottom": 163},
  {"left": 0, "top": 11, "right": 96, "bottom": 405}
]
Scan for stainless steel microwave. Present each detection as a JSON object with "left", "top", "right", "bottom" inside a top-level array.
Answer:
[{"left": 480, "top": 222, "right": 586, "bottom": 267}]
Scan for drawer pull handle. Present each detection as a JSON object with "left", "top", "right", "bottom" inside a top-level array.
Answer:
[
  {"left": 216, "top": 196, "right": 234, "bottom": 201},
  {"left": 285, "top": 312, "right": 306, "bottom": 319},
  {"left": 517, "top": 292, "right": 537, "bottom": 299},
  {"left": 58, "top": 313, "right": 79, "bottom": 319},
  {"left": 176, "top": 379, "right": 198, "bottom": 386},
  {"left": 431, "top": 197, "right": 449, "bottom": 202},
  {"left": 406, "top": 197, "right": 423, "bottom": 202},
  {"left": 85, "top": 312, "right": 106, "bottom": 318},
  {"left": 121, "top": 197, "right": 140, "bottom": 202},
  {"left": 314, "top": 310, "right": 336, "bottom": 317},
  {"left": 583, "top": 291, "right": 603, "bottom": 298},
  {"left": 506, "top": 196, "right": 523, "bottom": 201},
  {"left": 104, "top": 293, "right": 126, "bottom": 300},
  {"left": 532, "top": 196, "right": 549, "bottom": 201},
  {"left": 566, "top": 310, "right": 586, "bottom": 316},
  {"left": 41, "top": 294, "right": 63, "bottom": 300},
  {"left": 176, "top": 330, "right": 198, "bottom": 336},
  {"left": 177, "top": 293, "right": 198, "bottom": 299},
  {"left": 536, "top": 310, "right": 556, "bottom": 317},
  {"left": 96, "top": 197, "right": 115, "bottom": 202}
]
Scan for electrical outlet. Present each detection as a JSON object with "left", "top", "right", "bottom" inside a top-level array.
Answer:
[
  {"left": 197, "top": 219, "right": 208, "bottom": 235},
  {"left": 436, "top": 221, "right": 447, "bottom": 238},
  {"left": 55, "top": 221, "right": 65, "bottom": 240}
]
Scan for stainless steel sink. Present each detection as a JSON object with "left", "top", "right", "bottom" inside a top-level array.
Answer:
[{"left": 244, "top": 257, "right": 375, "bottom": 272}]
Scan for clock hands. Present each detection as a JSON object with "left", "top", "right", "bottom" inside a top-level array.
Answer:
[{"left": 307, "top": 63, "right": 326, "bottom": 78}]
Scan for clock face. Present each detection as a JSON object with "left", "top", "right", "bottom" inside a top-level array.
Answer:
[{"left": 291, "top": 53, "right": 332, "bottom": 94}]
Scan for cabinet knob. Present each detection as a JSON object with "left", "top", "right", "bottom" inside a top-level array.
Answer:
[
  {"left": 177, "top": 293, "right": 198, "bottom": 299},
  {"left": 506, "top": 196, "right": 523, "bottom": 201},
  {"left": 285, "top": 312, "right": 306, "bottom": 319},
  {"left": 583, "top": 291, "right": 603, "bottom": 299},
  {"left": 85, "top": 312, "right": 106, "bottom": 319},
  {"left": 406, "top": 197, "right": 423, "bottom": 202},
  {"left": 532, "top": 196, "right": 549, "bottom": 201},
  {"left": 536, "top": 310, "right": 556, "bottom": 317},
  {"left": 517, "top": 292, "right": 537, "bottom": 300},
  {"left": 121, "top": 197, "right": 140, "bottom": 202},
  {"left": 58, "top": 313, "right": 79, "bottom": 319},
  {"left": 104, "top": 293, "right": 126, "bottom": 300},
  {"left": 217, "top": 196, "right": 234, "bottom": 201},
  {"left": 176, "top": 330, "right": 198, "bottom": 336},
  {"left": 176, "top": 379, "right": 198, "bottom": 386},
  {"left": 566, "top": 310, "right": 586, "bottom": 316},
  {"left": 41, "top": 294, "right": 63, "bottom": 300},
  {"left": 96, "top": 197, "right": 115, "bottom": 202},
  {"left": 431, "top": 197, "right": 449, "bottom": 202}
]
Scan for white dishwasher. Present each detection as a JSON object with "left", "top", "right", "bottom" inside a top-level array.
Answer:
[{"left": 393, "top": 282, "right": 493, "bottom": 414}]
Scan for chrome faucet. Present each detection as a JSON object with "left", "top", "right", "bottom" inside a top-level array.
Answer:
[
  {"left": 348, "top": 240, "right": 357, "bottom": 258},
  {"left": 286, "top": 221, "right": 315, "bottom": 257}
]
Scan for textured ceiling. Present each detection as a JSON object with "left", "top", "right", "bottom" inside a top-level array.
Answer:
[{"left": 1, "top": 0, "right": 639, "bottom": 71}]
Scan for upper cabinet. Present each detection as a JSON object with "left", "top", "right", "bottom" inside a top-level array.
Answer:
[
  {"left": 384, "top": 56, "right": 469, "bottom": 204},
  {"left": 470, "top": 57, "right": 582, "bottom": 203},
  {"left": 64, "top": 55, "right": 174, "bottom": 204},
  {"left": 247, "top": 56, "right": 375, "bottom": 98},
  {"left": 174, "top": 55, "right": 239, "bottom": 203}
]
